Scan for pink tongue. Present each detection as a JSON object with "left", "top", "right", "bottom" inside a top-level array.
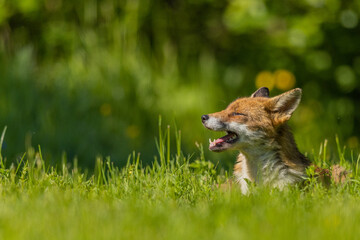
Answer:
[
  {"left": 214, "top": 133, "right": 236, "bottom": 144},
  {"left": 215, "top": 138, "right": 225, "bottom": 144}
]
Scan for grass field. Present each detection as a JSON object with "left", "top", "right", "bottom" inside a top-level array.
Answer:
[{"left": 0, "top": 125, "right": 360, "bottom": 240}]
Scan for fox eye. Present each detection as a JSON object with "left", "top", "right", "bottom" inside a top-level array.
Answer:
[{"left": 232, "top": 112, "right": 247, "bottom": 116}]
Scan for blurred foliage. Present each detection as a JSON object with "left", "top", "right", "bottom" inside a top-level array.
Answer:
[{"left": 0, "top": 0, "right": 359, "bottom": 167}]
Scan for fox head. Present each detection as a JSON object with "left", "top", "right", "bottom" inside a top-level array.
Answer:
[{"left": 201, "top": 87, "right": 302, "bottom": 152}]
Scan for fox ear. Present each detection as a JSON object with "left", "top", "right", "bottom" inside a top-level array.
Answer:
[
  {"left": 251, "top": 87, "right": 270, "bottom": 98},
  {"left": 268, "top": 88, "right": 302, "bottom": 125}
]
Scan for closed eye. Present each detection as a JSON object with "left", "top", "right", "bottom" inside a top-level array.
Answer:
[{"left": 232, "top": 112, "right": 247, "bottom": 116}]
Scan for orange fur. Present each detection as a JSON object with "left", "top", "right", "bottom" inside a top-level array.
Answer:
[
  {"left": 203, "top": 88, "right": 348, "bottom": 193},
  {"left": 202, "top": 88, "right": 310, "bottom": 194}
]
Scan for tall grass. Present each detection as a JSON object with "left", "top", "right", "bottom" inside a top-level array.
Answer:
[{"left": 0, "top": 123, "right": 359, "bottom": 239}]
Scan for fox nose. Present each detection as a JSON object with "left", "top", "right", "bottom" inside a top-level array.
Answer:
[{"left": 201, "top": 115, "right": 209, "bottom": 122}]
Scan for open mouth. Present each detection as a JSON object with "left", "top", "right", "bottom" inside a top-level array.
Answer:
[{"left": 209, "top": 131, "right": 239, "bottom": 152}]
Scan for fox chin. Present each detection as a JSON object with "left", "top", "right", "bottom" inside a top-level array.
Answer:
[{"left": 202, "top": 87, "right": 310, "bottom": 194}]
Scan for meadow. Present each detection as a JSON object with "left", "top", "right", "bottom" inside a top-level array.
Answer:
[
  {"left": 1, "top": 1, "right": 360, "bottom": 239},
  {"left": 0, "top": 125, "right": 360, "bottom": 240}
]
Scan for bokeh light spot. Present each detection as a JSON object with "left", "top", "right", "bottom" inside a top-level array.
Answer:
[
  {"left": 340, "top": 10, "right": 358, "bottom": 29},
  {"left": 335, "top": 98, "right": 354, "bottom": 117},
  {"left": 255, "top": 71, "right": 275, "bottom": 90},
  {"left": 18, "top": 0, "right": 40, "bottom": 13},
  {"left": 306, "top": 51, "right": 332, "bottom": 71},
  {"left": 305, "top": 0, "right": 325, "bottom": 8},
  {"left": 335, "top": 65, "right": 356, "bottom": 92},
  {"left": 126, "top": 125, "right": 140, "bottom": 139},
  {"left": 100, "top": 103, "right": 112, "bottom": 116},
  {"left": 274, "top": 70, "right": 296, "bottom": 90},
  {"left": 223, "top": 0, "right": 268, "bottom": 33},
  {"left": 288, "top": 29, "right": 306, "bottom": 48}
]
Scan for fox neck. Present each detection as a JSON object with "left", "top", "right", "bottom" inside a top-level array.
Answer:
[{"left": 236, "top": 124, "right": 310, "bottom": 189}]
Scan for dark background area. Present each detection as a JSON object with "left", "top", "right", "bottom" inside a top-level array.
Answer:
[{"left": 0, "top": 0, "right": 359, "bottom": 168}]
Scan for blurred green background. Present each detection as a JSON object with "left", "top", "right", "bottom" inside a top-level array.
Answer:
[{"left": 0, "top": 0, "right": 359, "bottom": 168}]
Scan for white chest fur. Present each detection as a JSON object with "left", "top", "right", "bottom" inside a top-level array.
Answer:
[{"left": 234, "top": 151, "right": 306, "bottom": 195}]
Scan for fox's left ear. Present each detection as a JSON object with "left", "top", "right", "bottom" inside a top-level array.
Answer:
[
  {"left": 251, "top": 87, "right": 270, "bottom": 98},
  {"left": 267, "top": 88, "right": 302, "bottom": 125}
]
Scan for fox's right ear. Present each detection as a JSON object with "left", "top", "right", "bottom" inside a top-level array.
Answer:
[{"left": 251, "top": 87, "right": 270, "bottom": 98}]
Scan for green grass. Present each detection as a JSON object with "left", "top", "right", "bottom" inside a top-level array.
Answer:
[{"left": 0, "top": 125, "right": 360, "bottom": 240}]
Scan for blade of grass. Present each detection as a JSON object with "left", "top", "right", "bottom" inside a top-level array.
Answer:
[
  {"left": 335, "top": 135, "right": 345, "bottom": 165},
  {"left": 15, "top": 152, "right": 27, "bottom": 175},
  {"left": 0, "top": 126, "right": 7, "bottom": 169},
  {"left": 356, "top": 153, "right": 360, "bottom": 177},
  {"left": 167, "top": 125, "right": 170, "bottom": 165}
]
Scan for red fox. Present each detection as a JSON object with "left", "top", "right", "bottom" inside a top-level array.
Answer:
[{"left": 201, "top": 87, "right": 311, "bottom": 194}]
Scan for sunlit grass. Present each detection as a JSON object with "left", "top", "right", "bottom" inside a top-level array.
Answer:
[{"left": 0, "top": 125, "right": 359, "bottom": 240}]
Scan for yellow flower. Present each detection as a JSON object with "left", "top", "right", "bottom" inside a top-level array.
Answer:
[
  {"left": 255, "top": 71, "right": 275, "bottom": 90},
  {"left": 274, "top": 70, "right": 296, "bottom": 90}
]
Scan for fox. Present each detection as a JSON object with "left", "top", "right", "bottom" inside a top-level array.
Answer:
[{"left": 201, "top": 87, "right": 317, "bottom": 194}]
